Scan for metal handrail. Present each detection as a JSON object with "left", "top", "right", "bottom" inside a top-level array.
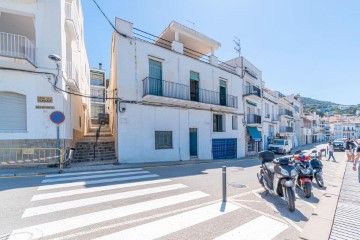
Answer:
[
  {"left": 245, "top": 85, "right": 262, "bottom": 97},
  {"left": 0, "top": 32, "right": 35, "bottom": 64},
  {"left": 247, "top": 114, "right": 262, "bottom": 124},
  {"left": 143, "top": 77, "right": 238, "bottom": 108},
  {"left": 280, "top": 126, "right": 294, "bottom": 133},
  {"left": 279, "top": 109, "right": 293, "bottom": 117}
]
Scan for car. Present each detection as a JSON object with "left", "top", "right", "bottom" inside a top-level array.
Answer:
[{"left": 333, "top": 141, "right": 345, "bottom": 152}]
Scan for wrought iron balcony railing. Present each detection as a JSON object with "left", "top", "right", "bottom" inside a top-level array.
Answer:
[
  {"left": 247, "top": 114, "right": 262, "bottom": 124},
  {"left": 279, "top": 109, "right": 293, "bottom": 117},
  {"left": 280, "top": 126, "right": 294, "bottom": 133},
  {"left": 143, "top": 77, "right": 238, "bottom": 108},
  {"left": 0, "top": 32, "right": 35, "bottom": 64},
  {"left": 245, "top": 85, "right": 261, "bottom": 98}
]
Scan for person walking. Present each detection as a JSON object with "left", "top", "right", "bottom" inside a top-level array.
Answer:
[
  {"left": 327, "top": 141, "right": 336, "bottom": 162},
  {"left": 345, "top": 138, "right": 355, "bottom": 162},
  {"left": 352, "top": 140, "right": 360, "bottom": 183}
]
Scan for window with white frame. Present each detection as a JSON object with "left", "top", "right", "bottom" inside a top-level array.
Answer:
[
  {"left": 232, "top": 115, "right": 238, "bottom": 130},
  {"left": 213, "top": 114, "right": 225, "bottom": 132}
]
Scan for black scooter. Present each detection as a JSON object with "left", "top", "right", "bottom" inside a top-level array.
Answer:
[
  {"left": 309, "top": 150, "right": 324, "bottom": 187},
  {"left": 257, "top": 151, "right": 298, "bottom": 212}
]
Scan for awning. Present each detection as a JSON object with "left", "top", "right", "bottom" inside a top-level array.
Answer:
[{"left": 247, "top": 127, "right": 262, "bottom": 142}]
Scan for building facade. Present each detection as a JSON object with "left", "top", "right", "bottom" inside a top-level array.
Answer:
[
  {"left": 110, "top": 19, "right": 245, "bottom": 163},
  {"left": 0, "top": 0, "right": 90, "bottom": 148},
  {"left": 90, "top": 65, "right": 107, "bottom": 125}
]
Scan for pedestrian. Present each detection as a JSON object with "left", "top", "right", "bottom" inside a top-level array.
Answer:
[
  {"left": 345, "top": 138, "right": 355, "bottom": 162},
  {"left": 327, "top": 141, "right": 336, "bottom": 162},
  {"left": 353, "top": 140, "right": 360, "bottom": 183}
]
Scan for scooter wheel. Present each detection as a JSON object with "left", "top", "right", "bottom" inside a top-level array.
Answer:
[
  {"left": 315, "top": 172, "right": 324, "bottom": 187},
  {"left": 304, "top": 182, "right": 312, "bottom": 198},
  {"left": 287, "top": 187, "right": 295, "bottom": 212}
]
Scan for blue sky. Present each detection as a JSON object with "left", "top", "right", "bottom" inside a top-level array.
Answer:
[{"left": 83, "top": 0, "right": 360, "bottom": 105}]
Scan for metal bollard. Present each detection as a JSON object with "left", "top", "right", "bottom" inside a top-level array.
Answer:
[{"left": 222, "top": 166, "right": 227, "bottom": 202}]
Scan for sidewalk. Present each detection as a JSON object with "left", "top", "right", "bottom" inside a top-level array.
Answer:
[
  {"left": 329, "top": 162, "right": 360, "bottom": 240},
  {"left": 300, "top": 153, "right": 348, "bottom": 240},
  {"left": 0, "top": 142, "right": 325, "bottom": 177},
  {"left": 0, "top": 157, "right": 257, "bottom": 177}
]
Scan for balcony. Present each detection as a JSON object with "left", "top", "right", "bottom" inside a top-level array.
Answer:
[
  {"left": 271, "top": 114, "right": 279, "bottom": 122},
  {"left": 244, "top": 85, "right": 261, "bottom": 98},
  {"left": 65, "top": 2, "right": 80, "bottom": 40},
  {"left": 247, "top": 114, "right": 262, "bottom": 124},
  {"left": 143, "top": 77, "right": 238, "bottom": 108},
  {"left": 280, "top": 126, "right": 293, "bottom": 133},
  {"left": 0, "top": 32, "right": 35, "bottom": 65},
  {"left": 65, "top": 62, "right": 79, "bottom": 89},
  {"left": 279, "top": 109, "right": 293, "bottom": 118}
]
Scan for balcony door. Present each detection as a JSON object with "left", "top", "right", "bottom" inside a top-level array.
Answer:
[
  {"left": 190, "top": 71, "right": 199, "bottom": 101},
  {"left": 149, "top": 59, "right": 162, "bottom": 96},
  {"left": 219, "top": 80, "right": 227, "bottom": 106}
]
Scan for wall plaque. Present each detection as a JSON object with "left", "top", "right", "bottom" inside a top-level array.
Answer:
[{"left": 37, "top": 96, "right": 53, "bottom": 103}]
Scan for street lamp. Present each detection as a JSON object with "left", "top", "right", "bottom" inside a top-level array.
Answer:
[{"left": 48, "top": 54, "right": 61, "bottom": 88}]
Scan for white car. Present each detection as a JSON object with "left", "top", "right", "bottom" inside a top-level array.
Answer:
[{"left": 268, "top": 139, "right": 293, "bottom": 154}]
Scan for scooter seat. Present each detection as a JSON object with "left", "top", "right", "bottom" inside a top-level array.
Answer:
[{"left": 264, "top": 162, "right": 275, "bottom": 173}]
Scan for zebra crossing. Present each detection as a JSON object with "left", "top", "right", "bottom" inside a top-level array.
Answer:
[{"left": 8, "top": 168, "right": 289, "bottom": 240}]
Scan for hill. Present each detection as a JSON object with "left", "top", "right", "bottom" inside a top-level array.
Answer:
[{"left": 301, "top": 97, "right": 359, "bottom": 116}]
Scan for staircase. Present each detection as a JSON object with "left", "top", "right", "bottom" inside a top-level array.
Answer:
[{"left": 73, "top": 126, "right": 117, "bottom": 163}]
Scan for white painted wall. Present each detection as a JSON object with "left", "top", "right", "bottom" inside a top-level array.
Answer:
[{"left": 0, "top": 0, "right": 90, "bottom": 142}]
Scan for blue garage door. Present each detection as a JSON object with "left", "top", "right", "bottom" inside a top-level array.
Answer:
[{"left": 212, "top": 138, "right": 237, "bottom": 159}]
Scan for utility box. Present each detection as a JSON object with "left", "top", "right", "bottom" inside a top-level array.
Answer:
[{"left": 98, "top": 113, "right": 109, "bottom": 125}]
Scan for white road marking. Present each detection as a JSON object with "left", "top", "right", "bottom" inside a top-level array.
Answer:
[
  {"left": 45, "top": 168, "right": 143, "bottom": 178},
  {"left": 37, "top": 174, "right": 159, "bottom": 191},
  {"left": 32, "top": 179, "right": 172, "bottom": 201},
  {"left": 214, "top": 216, "right": 288, "bottom": 240},
  {"left": 23, "top": 184, "right": 188, "bottom": 218},
  {"left": 42, "top": 171, "right": 150, "bottom": 183},
  {"left": 94, "top": 202, "right": 239, "bottom": 240},
  {"left": 8, "top": 191, "right": 208, "bottom": 240}
]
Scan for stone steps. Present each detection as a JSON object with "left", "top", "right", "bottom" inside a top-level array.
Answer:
[{"left": 72, "top": 138, "right": 116, "bottom": 163}]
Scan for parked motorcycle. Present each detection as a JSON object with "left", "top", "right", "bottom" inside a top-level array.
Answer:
[
  {"left": 257, "top": 150, "right": 297, "bottom": 212},
  {"left": 293, "top": 150, "right": 313, "bottom": 198},
  {"left": 309, "top": 150, "right": 324, "bottom": 187}
]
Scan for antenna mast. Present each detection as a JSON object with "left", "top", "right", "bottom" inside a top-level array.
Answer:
[{"left": 233, "top": 37, "right": 241, "bottom": 57}]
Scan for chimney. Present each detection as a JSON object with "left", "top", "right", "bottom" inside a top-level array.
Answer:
[{"left": 99, "top": 63, "right": 102, "bottom": 70}]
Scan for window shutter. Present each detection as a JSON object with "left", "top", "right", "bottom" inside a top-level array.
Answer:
[{"left": 0, "top": 92, "right": 26, "bottom": 130}]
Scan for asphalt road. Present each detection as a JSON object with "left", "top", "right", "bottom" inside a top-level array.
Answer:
[{"left": 0, "top": 143, "right": 346, "bottom": 240}]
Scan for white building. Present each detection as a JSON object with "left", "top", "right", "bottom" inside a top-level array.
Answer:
[
  {"left": 262, "top": 88, "right": 279, "bottom": 150},
  {"left": 90, "top": 65, "right": 107, "bottom": 125},
  {"left": 277, "top": 92, "right": 298, "bottom": 148},
  {"left": 332, "top": 123, "right": 343, "bottom": 140},
  {"left": 110, "top": 19, "right": 245, "bottom": 163},
  {"left": 0, "top": 0, "right": 90, "bottom": 148}
]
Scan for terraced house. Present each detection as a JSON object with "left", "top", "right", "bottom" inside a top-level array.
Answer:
[
  {"left": 109, "top": 18, "right": 306, "bottom": 163},
  {"left": 0, "top": 0, "right": 90, "bottom": 149}
]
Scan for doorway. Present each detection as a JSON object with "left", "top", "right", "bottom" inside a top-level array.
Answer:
[{"left": 189, "top": 128, "right": 198, "bottom": 158}]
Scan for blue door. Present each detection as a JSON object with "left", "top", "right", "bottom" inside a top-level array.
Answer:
[
  {"left": 212, "top": 138, "right": 237, "bottom": 159},
  {"left": 189, "top": 128, "right": 198, "bottom": 157}
]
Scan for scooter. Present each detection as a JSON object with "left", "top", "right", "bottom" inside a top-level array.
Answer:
[
  {"left": 257, "top": 151, "right": 297, "bottom": 212},
  {"left": 309, "top": 150, "right": 324, "bottom": 187},
  {"left": 293, "top": 150, "right": 313, "bottom": 198}
]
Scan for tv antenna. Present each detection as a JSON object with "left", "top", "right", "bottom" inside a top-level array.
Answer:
[
  {"left": 233, "top": 36, "right": 241, "bottom": 57},
  {"left": 186, "top": 20, "right": 195, "bottom": 29}
]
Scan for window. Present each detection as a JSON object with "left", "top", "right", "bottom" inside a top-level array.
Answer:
[
  {"left": 265, "top": 103, "right": 270, "bottom": 118},
  {"left": 91, "top": 104, "right": 105, "bottom": 119},
  {"left": 149, "top": 59, "right": 163, "bottom": 96},
  {"left": 232, "top": 115, "right": 238, "bottom": 130},
  {"left": 219, "top": 80, "right": 227, "bottom": 106},
  {"left": 90, "top": 72, "right": 105, "bottom": 86},
  {"left": 155, "top": 131, "right": 173, "bottom": 149},
  {"left": 0, "top": 92, "right": 26, "bottom": 131},
  {"left": 213, "top": 114, "right": 224, "bottom": 132},
  {"left": 190, "top": 71, "right": 199, "bottom": 101}
]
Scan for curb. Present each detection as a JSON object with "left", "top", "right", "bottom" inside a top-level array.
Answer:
[
  {"left": 0, "top": 157, "right": 258, "bottom": 177},
  {"left": 299, "top": 158, "right": 347, "bottom": 240}
]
